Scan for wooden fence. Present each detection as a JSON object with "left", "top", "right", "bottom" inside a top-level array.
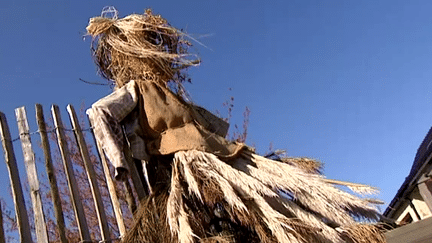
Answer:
[{"left": 0, "top": 104, "right": 147, "bottom": 243}]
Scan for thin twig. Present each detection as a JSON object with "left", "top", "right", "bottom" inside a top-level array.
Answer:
[{"left": 79, "top": 78, "right": 110, "bottom": 86}]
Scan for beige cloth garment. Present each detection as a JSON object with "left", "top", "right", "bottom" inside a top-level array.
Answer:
[{"left": 87, "top": 80, "right": 244, "bottom": 178}]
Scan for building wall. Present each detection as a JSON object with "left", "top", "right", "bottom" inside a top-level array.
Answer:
[
  {"left": 394, "top": 202, "right": 418, "bottom": 224},
  {"left": 385, "top": 216, "right": 432, "bottom": 243},
  {"left": 411, "top": 187, "right": 431, "bottom": 219},
  {"left": 392, "top": 187, "right": 431, "bottom": 225}
]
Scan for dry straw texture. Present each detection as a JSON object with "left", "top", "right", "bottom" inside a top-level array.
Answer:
[
  {"left": 86, "top": 8, "right": 199, "bottom": 90},
  {"left": 124, "top": 150, "right": 385, "bottom": 243},
  {"left": 280, "top": 157, "right": 323, "bottom": 175},
  {"left": 338, "top": 223, "right": 387, "bottom": 243}
]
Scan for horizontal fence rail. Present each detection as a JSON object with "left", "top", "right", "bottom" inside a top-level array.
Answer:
[{"left": 0, "top": 104, "right": 143, "bottom": 243}]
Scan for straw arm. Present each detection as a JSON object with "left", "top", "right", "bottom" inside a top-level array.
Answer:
[{"left": 322, "top": 178, "right": 378, "bottom": 190}]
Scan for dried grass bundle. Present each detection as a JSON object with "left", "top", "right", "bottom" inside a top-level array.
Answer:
[
  {"left": 86, "top": 8, "right": 199, "bottom": 88},
  {"left": 200, "top": 236, "right": 234, "bottom": 243},
  {"left": 338, "top": 223, "right": 387, "bottom": 243},
  {"left": 122, "top": 149, "right": 383, "bottom": 242},
  {"left": 280, "top": 157, "right": 323, "bottom": 174},
  {"left": 243, "top": 152, "right": 379, "bottom": 224},
  {"left": 121, "top": 189, "right": 173, "bottom": 243},
  {"left": 159, "top": 150, "right": 382, "bottom": 243},
  {"left": 273, "top": 155, "right": 380, "bottom": 196},
  {"left": 321, "top": 178, "right": 380, "bottom": 196}
]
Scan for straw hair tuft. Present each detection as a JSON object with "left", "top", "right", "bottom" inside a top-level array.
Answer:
[{"left": 86, "top": 8, "right": 199, "bottom": 89}]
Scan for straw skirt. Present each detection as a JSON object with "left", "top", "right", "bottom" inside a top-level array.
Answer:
[{"left": 122, "top": 149, "right": 385, "bottom": 243}]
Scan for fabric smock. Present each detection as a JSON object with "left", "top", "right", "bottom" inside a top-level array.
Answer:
[{"left": 87, "top": 80, "right": 244, "bottom": 178}]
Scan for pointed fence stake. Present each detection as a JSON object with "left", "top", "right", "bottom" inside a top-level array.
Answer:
[
  {"left": 0, "top": 112, "right": 33, "bottom": 243},
  {"left": 122, "top": 144, "right": 147, "bottom": 202},
  {"left": 87, "top": 113, "right": 126, "bottom": 236},
  {"left": 35, "top": 104, "right": 68, "bottom": 243},
  {"left": 51, "top": 105, "right": 91, "bottom": 242},
  {"left": 67, "top": 105, "right": 111, "bottom": 242},
  {"left": 15, "top": 107, "right": 49, "bottom": 243},
  {"left": 0, "top": 201, "right": 6, "bottom": 243}
]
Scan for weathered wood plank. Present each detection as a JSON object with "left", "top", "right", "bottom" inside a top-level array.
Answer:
[
  {"left": 66, "top": 105, "right": 111, "bottom": 242},
  {"left": 123, "top": 143, "right": 147, "bottom": 202},
  {"left": 15, "top": 107, "right": 49, "bottom": 243},
  {"left": 35, "top": 104, "right": 68, "bottom": 243},
  {"left": 87, "top": 113, "right": 126, "bottom": 236},
  {"left": 123, "top": 179, "right": 137, "bottom": 214},
  {"left": 0, "top": 112, "right": 33, "bottom": 243},
  {"left": 51, "top": 105, "right": 91, "bottom": 242},
  {"left": 0, "top": 201, "right": 6, "bottom": 243}
]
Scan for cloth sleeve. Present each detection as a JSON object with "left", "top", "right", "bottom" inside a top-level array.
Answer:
[{"left": 87, "top": 80, "right": 140, "bottom": 180}]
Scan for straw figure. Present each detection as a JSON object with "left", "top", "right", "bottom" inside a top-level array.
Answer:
[{"left": 86, "top": 8, "right": 386, "bottom": 243}]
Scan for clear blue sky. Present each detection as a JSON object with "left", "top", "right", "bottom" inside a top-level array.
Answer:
[{"left": 1, "top": 0, "right": 432, "bottom": 216}]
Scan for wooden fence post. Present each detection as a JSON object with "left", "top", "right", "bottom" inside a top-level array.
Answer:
[
  {"left": 87, "top": 113, "right": 127, "bottom": 236},
  {"left": 0, "top": 201, "right": 6, "bottom": 243},
  {"left": 123, "top": 180, "right": 137, "bottom": 214},
  {"left": 67, "top": 105, "right": 111, "bottom": 242},
  {"left": 51, "top": 105, "right": 91, "bottom": 242},
  {"left": 15, "top": 107, "right": 49, "bottom": 243},
  {"left": 122, "top": 144, "right": 147, "bottom": 202},
  {"left": 0, "top": 112, "right": 33, "bottom": 243},
  {"left": 35, "top": 104, "right": 68, "bottom": 243}
]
